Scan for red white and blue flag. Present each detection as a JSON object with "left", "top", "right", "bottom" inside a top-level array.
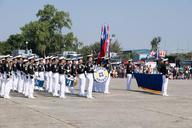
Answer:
[{"left": 98, "top": 24, "right": 110, "bottom": 63}]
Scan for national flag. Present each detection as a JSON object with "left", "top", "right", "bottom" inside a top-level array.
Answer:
[{"left": 98, "top": 24, "right": 110, "bottom": 63}]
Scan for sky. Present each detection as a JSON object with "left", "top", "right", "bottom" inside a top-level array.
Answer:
[{"left": 0, "top": 0, "right": 192, "bottom": 52}]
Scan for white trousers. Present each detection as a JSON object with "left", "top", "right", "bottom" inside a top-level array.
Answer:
[
  {"left": 127, "top": 74, "right": 132, "bottom": 90},
  {"left": 78, "top": 74, "right": 86, "bottom": 96},
  {"left": 0, "top": 76, "right": 2, "bottom": 95},
  {"left": 162, "top": 75, "right": 168, "bottom": 95},
  {"left": 18, "top": 72, "right": 24, "bottom": 93},
  {"left": 86, "top": 73, "right": 94, "bottom": 98},
  {"left": 28, "top": 77, "right": 35, "bottom": 98},
  {"left": 44, "top": 72, "right": 49, "bottom": 91},
  {"left": 12, "top": 73, "right": 18, "bottom": 91},
  {"left": 23, "top": 76, "right": 29, "bottom": 97},
  {"left": 52, "top": 73, "right": 59, "bottom": 96},
  {"left": 23, "top": 75, "right": 28, "bottom": 95},
  {"left": 104, "top": 75, "right": 111, "bottom": 93},
  {"left": 0, "top": 75, "right": 6, "bottom": 96},
  {"left": 4, "top": 78, "right": 12, "bottom": 98},
  {"left": 48, "top": 71, "right": 53, "bottom": 93},
  {"left": 59, "top": 74, "right": 66, "bottom": 97}
]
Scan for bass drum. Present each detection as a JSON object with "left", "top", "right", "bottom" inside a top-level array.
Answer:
[{"left": 94, "top": 66, "right": 109, "bottom": 83}]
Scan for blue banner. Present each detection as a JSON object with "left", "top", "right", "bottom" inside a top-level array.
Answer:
[{"left": 133, "top": 73, "right": 163, "bottom": 93}]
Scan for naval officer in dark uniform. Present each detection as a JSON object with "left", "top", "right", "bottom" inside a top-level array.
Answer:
[
  {"left": 126, "top": 59, "right": 134, "bottom": 90},
  {"left": 28, "top": 56, "right": 35, "bottom": 98},
  {"left": 160, "top": 58, "right": 169, "bottom": 96},
  {"left": 58, "top": 57, "right": 66, "bottom": 98},
  {"left": 85, "top": 54, "right": 94, "bottom": 99},
  {"left": 77, "top": 57, "right": 86, "bottom": 96}
]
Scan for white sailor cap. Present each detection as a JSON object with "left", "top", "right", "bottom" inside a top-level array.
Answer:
[
  {"left": 35, "top": 58, "right": 39, "bottom": 62},
  {"left": 128, "top": 59, "right": 133, "bottom": 62},
  {"left": 45, "top": 56, "right": 50, "bottom": 60},
  {"left": 23, "top": 59, "right": 28, "bottom": 63},
  {"left": 52, "top": 56, "right": 58, "bottom": 60},
  {"left": 59, "top": 57, "right": 66, "bottom": 60},
  {"left": 5, "top": 55, "right": 11, "bottom": 58},
  {"left": 87, "top": 54, "right": 93, "bottom": 58},
  {"left": 162, "top": 58, "right": 168, "bottom": 62},
  {"left": 39, "top": 58, "right": 43, "bottom": 61},
  {"left": 16, "top": 55, "right": 22, "bottom": 58},
  {"left": 28, "top": 56, "right": 35, "bottom": 60}
]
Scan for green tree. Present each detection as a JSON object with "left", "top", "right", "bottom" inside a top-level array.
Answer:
[
  {"left": 6, "top": 34, "right": 25, "bottom": 50},
  {"left": 20, "top": 4, "right": 72, "bottom": 56},
  {"left": 62, "top": 32, "right": 79, "bottom": 51},
  {"left": 0, "top": 41, "right": 12, "bottom": 55},
  {"left": 150, "top": 36, "right": 161, "bottom": 52}
]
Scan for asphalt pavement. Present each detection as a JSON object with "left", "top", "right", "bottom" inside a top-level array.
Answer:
[{"left": 0, "top": 78, "right": 192, "bottom": 128}]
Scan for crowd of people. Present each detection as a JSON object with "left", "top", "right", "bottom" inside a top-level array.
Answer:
[
  {"left": 111, "top": 61, "right": 192, "bottom": 80},
  {"left": 0, "top": 54, "right": 111, "bottom": 99}
]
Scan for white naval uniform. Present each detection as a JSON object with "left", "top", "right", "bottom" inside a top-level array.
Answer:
[
  {"left": 18, "top": 72, "right": 24, "bottom": 93},
  {"left": 0, "top": 73, "right": 6, "bottom": 97},
  {"left": 59, "top": 74, "right": 66, "bottom": 98},
  {"left": 52, "top": 72, "right": 59, "bottom": 96},
  {"left": 0, "top": 73, "right": 2, "bottom": 95},
  {"left": 44, "top": 71, "right": 49, "bottom": 91},
  {"left": 28, "top": 64, "right": 35, "bottom": 98},
  {"left": 4, "top": 74, "right": 12, "bottom": 98},
  {"left": 127, "top": 74, "right": 132, "bottom": 90},
  {"left": 12, "top": 71, "right": 18, "bottom": 91},
  {"left": 23, "top": 73, "right": 29, "bottom": 96},
  {"left": 162, "top": 75, "right": 168, "bottom": 96},
  {"left": 86, "top": 73, "right": 94, "bottom": 98},
  {"left": 48, "top": 71, "right": 53, "bottom": 93},
  {"left": 78, "top": 73, "right": 86, "bottom": 96}
]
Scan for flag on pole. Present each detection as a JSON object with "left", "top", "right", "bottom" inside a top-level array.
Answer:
[{"left": 98, "top": 24, "right": 110, "bottom": 63}]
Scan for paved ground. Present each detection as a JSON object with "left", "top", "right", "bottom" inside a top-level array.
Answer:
[{"left": 0, "top": 78, "right": 192, "bottom": 128}]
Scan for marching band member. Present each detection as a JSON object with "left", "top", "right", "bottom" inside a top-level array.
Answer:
[
  {"left": 12, "top": 57, "right": 18, "bottom": 91},
  {"left": 28, "top": 56, "right": 35, "bottom": 98},
  {"left": 17, "top": 56, "right": 24, "bottom": 93},
  {"left": 65, "top": 58, "right": 71, "bottom": 93},
  {"left": 126, "top": 59, "right": 134, "bottom": 90},
  {"left": 70, "top": 58, "right": 78, "bottom": 95},
  {"left": 34, "top": 59, "right": 39, "bottom": 90},
  {"left": 85, "top": 54, "right": 94, "bottom": 99},
  {"left": 160, "top": 58, "right": 169, "bottom": 96},
  {"left": 0, "top": 58, "right": 6, "bottom": 97},
  {"left": 44, "top": 57, "right": 50, "bottom": 91},
  {"left": 104, "top": 57, "right": 112, "bottom": 94},
  {"left": 3, "top": 56, "right": 13, "bottom": 99},
  {"left": 58, "top": 57, "right": 66, "bottom": 98},
  {"left": 23, "top": 59, "right": 29, "bottom": 97},
  {"left": 48, "top": 57, "right": 53, "bottom": 93},
  {"left": 51, "top": 57, "right": 59, "bottom": 96},
  {"left": 77, "top": 57, "right": 86, "bottom": 97}
]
